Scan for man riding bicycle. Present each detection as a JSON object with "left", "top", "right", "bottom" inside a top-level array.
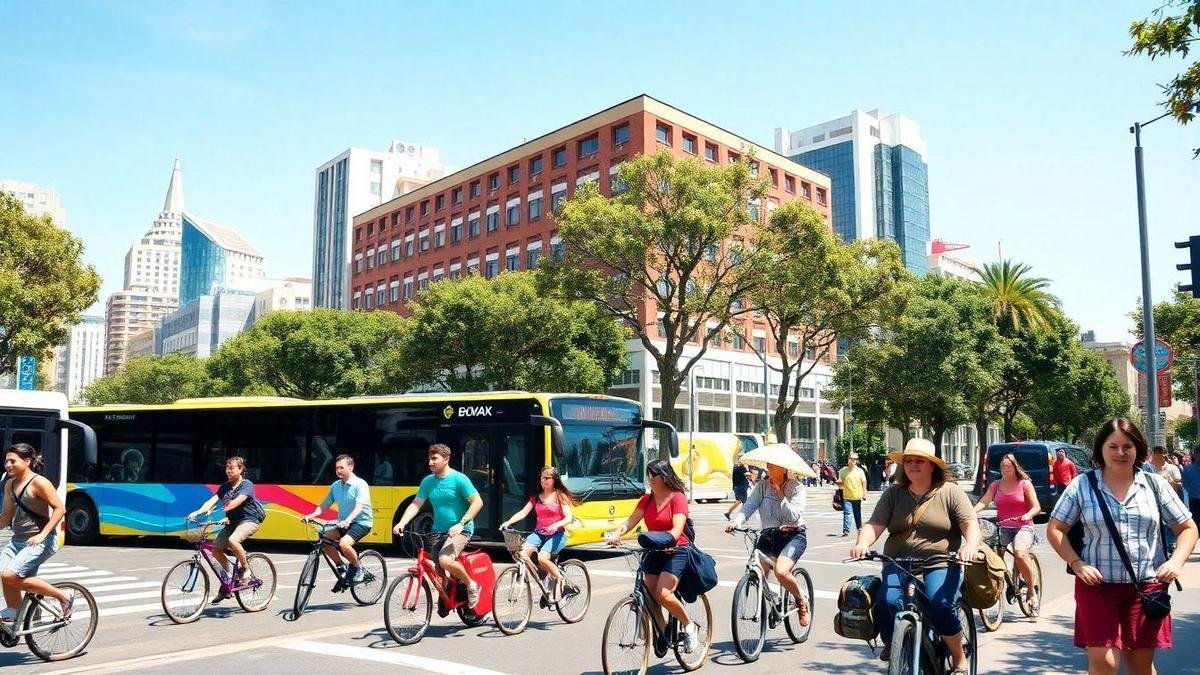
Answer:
[
  {"left": 393, "top": 443, "right": 484, "bottom": 609},
  {"left": 302, "top": 454, "right": 373, "bottom": 591}
]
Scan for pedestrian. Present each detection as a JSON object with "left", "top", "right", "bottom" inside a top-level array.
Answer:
[
  {"left": 1182, "top": 449, "right": 1200, "bottom": 522},
  {"left": 1147, "top": 446, "right": 1183, "bottom": 497},
  {"left": 1052, "top": 448, "right": 1078, "bottom": 491},
  {"left": 838, "top": 452, "right": 868, "bottom": 537},
  {"left": 883, "top": 458, "right": 898, "bottom": 485},
  {"left": 725, "top": 452, "right": 749, "bottom": 521},
  {"left": 1046, "top": 418, "right": 1198, "bottom": 675}
]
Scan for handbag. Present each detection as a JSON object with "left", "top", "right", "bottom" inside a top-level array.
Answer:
[
  {"left": 832, "top": 489, "right": 844, "bottom": 512},
  {"left": 1087, "top": 471, "right": 1180, "bottom": 620}
]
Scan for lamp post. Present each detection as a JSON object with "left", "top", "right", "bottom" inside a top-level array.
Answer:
[{"left": 688, "top": 364, "right": 703, "bottom": 503}]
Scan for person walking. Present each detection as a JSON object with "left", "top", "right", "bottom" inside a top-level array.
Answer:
[
  {"left": 838, "top": 452, "right": 868, "bottom": 537},
  {"left": 1052, "top": 448, "right": 1078, "bottom": 490},
  {"left": 725, "top": 453, "right": 749, "bottom": 521},
  {"left": 1182, "top": 449, "right": 1200, "bottom": 522}
]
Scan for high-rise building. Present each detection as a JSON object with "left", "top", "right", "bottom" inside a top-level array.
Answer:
[
  {"left": 179, "top": 213, "right": 264, "bottom": 304},
  {"left": 103, "top": 286, "right": 178, "bottom": 375},
  {"left": 0, "top": 178, "right": 66, "bottom": 225},
  {"left": 312, "top": 141, "right": 450, "bottom": 309},
  {"left": 926, "top": 239, "right": 981, "bottom": 282},
  {"left": 775, "top": 110, "right": 930, "bottom": 274},
  {"left": 54, "top": 316, "right": 105, "bottom": 402}
]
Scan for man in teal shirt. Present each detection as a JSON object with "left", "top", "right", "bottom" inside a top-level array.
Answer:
[
  {"left": 303, "top": 454, "right": 373, "bottom": 590},
  {"left": 394, "top": 443, "right": 484, "bottom": 608}
]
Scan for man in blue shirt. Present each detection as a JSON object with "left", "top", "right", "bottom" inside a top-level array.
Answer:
[
  {"left": 394, "top": 443, "right": 484, "bottom": 608},
  {"left": 1182, "top": 449, "right": 1200, "bottom": 521},
  {"left": 303, "top": 454, "right": 373, "bottom": 590}
]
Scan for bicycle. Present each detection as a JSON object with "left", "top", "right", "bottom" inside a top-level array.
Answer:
[
  {"left": 384, "top": 531, "right": 491, "bottom": 645},
  {"left": 491, "top": 528, "right": 592, "bottom": 635},
  {"left": 600, "top": 542, "right": 712, "bottom": 674},
  {"left": 161, "top": 518, "right": 277, "bottom": 623},
  {"left": 975, "top": 516, "right": 1042, "bottom": 632},
  {"left": 0, "top": 574, "right": 97, "bottom": 662},
  {"left": 292, "top": 520, "right": 388, "bottom": 617},
  {"left": 728, "top": 526, "right": 814, "bottom": 662},
  {"left": 848, "top": 551, "right": 977, "bottom": 675}
]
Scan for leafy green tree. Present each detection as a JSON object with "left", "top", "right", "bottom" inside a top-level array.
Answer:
[
  {"left": 206, "top": 309, "right": 410, "bottom": 399},
  {"left": 544, "top": 149, "right": 769, "bottom": 450},
  {"left": 974, "top": 260, "right": 1062, "bottom": 335},
  {"left": 0, "top": 194, "right": 101, "bottom": 374},
  {"left": 1173, "top": 415, "right": 1197, "bottom": 447},
  {"left": 1127, "top": 0, "right": 1200, "bottom": 157},
  {"left": 80, "top": 354, "right": 212, "bottom": 405},
  {"left": 397, "top": 272, "right": 628, "bottom": 393},
  {"left": 827, "top": 341, "right": 921, "bottom": 448},
  {"left": 751, "top": 201, "right": 911, "bottom": 440},
  {"left": 995, "top": 322, "right": 1075, "bottom": 441},
  {"left": 1025, "top": 339, "right": 1132, "bottom": 442},
  {"left": 834, "top": 424, "right": 890, "bottom": 469},
  {"left": 1132, "top": 289, "right": 1200, "bottom": 403}
]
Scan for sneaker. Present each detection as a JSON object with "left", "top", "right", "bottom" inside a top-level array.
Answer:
[
  {"left": 347, "top": 566, "right": 364, "bottom": 585},
  {"left": 467, "top": 581, "right": 481, "bottom": 610},
  {"left": 0, "top": 607, "right": 15, "bottom": 623},
  {"left": 682, "top": 622, "right": 699, "bottom": 653},
  {"left": 212, "top": 590, "right": 231, "bottom": 604},
  {"left": 841, "top": 531, "right": 850, "bottom": 537}
]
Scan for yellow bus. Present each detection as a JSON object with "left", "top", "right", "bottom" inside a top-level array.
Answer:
[{"left": 62, "top": 392, "right": 675, "bottom": 547}]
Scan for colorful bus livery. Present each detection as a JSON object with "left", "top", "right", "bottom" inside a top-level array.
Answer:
[{"left": 64, "top": 392, "right": 673, "bottom": 547}]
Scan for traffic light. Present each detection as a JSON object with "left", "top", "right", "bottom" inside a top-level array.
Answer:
[{"left": 1175, "top": 235, "right": 1200, "bottom": 298}]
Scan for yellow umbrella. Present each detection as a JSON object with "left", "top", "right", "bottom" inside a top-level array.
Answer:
[{"left": 739, "top": 443, "right": 818, "bottom": 478}]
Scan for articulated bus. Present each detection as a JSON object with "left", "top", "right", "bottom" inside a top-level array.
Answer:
[{"left": 63, "top": 392, "right": 676, "bottom": 547}]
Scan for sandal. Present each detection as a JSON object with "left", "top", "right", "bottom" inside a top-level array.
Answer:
[
  {"left": 950, "top": 667, "right": 970, "bottom": 675},
  {"left": 59, "top": 596, "right": 74, "bottom": 621},
  {"left": 795, "top": 595, "right": 810, "bottom": 627}
]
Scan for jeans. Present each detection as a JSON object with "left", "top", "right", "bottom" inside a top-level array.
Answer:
[
  {"left": 842, "top": 499, "right": 862, "bottom": 534},
  {"left": 876, "top": 563, "right": 963, "bottom": 646}
]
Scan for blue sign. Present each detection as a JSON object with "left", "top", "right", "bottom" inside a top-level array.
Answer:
[
  {"left": 1130, "top": 340, "right": 1172, "bottom": 374},
  {"left": 16, "top": 355, "right": 37, "bottom": 390}
]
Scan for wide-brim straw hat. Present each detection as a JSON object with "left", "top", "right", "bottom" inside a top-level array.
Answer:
[
  {"left": 887, "top": 438, "right": 945, "bottom": 469},
  {"left": 740, "top": 443, "right": 818, "bottom": 478}
]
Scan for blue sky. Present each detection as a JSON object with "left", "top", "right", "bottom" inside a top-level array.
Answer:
[{"left": 2, "top": 1, "right": 1197, "bottom": 342}]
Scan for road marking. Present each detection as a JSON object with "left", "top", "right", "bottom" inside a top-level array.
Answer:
[
  {"left": 283, "top": 639, "right": 507, "bottom": 674},
  {"left": 68, "top": 576, "right": 139, "bottom": 587},
  {"left": 32, "top": 565, "right": 89, "bottom": 575},
  {"left": 70, "top": 580, "right": 156, "bottom": 592},
  {"left": 40, "top": 570, "right": 115, "bottom": 581}
]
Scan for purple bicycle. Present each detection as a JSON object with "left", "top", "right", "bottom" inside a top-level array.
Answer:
[{"left": 160, "top": 518, "right": 278, "bottom": 623}]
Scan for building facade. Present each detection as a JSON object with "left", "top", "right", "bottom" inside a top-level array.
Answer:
[
  {"left": 349, "top": 95, "right": 845, "bottom": 451},
  {"left": 0, "top": 178, "right": 66, "bottom": 225},
  {"left": 123, "top": 158, "right": 183, "bottom": 297},
  {"left": 103, "top": 286, "right": 177, "bottom": 375},
  {"left": 775, "top": 110, "right": 930, "bottom": 274},
  {"left": 312, "top": 141, "right": 450, "bottom": 310},
  {"left": 53, "top": 316, "right": 105, "bottom": 402},
  {"left": 179, "top": 213, "right": 264, "bottom": 304},
  {"left": 160, "top": 291, "right": 259, "bottom": 358},
  {"left": 254, "top": 277, "right": 312, "bottom": 319},
  {"left": 927, "top": 239, "right": 981, "bottom": 282}
]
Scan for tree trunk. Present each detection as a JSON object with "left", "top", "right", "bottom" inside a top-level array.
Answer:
[
  {"left": 899, "top": 424, "right": 913, "bottom": 448},
  {"left": 931, "top": 426, "right": 945, "bottom": 458},
  {"left": 658, "top": 374, "right": 683, "bottom": 462},
  {"left": 772, "top": 408, "right": 790, "bottom": 444},
  {"left": 974, "top": 417, "right": 991, "bottom": 493}
]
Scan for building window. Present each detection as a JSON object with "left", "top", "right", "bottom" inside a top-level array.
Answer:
[
  {"left": 705, "top": 243, "right": 718, "bottom": 261},
  {"left": 749, "top": 198, "right": 761, "bottom": 222},
  {"left": 405, "top": 239, "right": 414, "bottom": 256},
  {"left": 376, "top": 288, "right": 385, "bottom": 306},
  {"left": 552, "top": 147, "right": 567, "bottom": 168},
  {"left": 451, "top": 221, "right": 462, "bottom": 242},
  {"left": 485, "top": 260, "right": 499, "bottom": 279},
  {"left": 354, "top": 257, "right": 362, "bottom": 273},
  {"left": 390, "top": 285, "right": 399, "bottom": 302},
  {"left": 391, "top": 242, "right": 401, "bottom": 262},
  {"left": 403, "top": 280, "right": 413, "bottom": 299},
  {"left": 732, "top": 334, "right": 744, "bottom": 350},
  {"left": 527, "top": 248, "right": 540, "bottom": 269},
  {"left": 507, "top": 203, "right": 520, "bottom": 226},
  {"left": 365, "top": 251, "right": 374, "bottom": 269},
  {"left": 528, "top": 196, "right": 543, "bottom": 221},
  {"left": 789, "top": 340, "right": 799, "bottom": 357},
  {"left": 435, "top": 195, "right": 445, "bottom": 211},
  {"left": 506, "top": 253, "right": 519, "bottom": 271},
  {"left": 802, "top": 182, "right": 812, "bottom": 199},
  {"left": 816, "top": 187, "right": 827, "bottom": 206},
  {"left": 470, "top": 181, "right": 481, "bottom": 198},
  {"left": 656, "top": 123, "right": 671, "bottom": 145},
  {"left": 704, "top": 142, "right": 718, "bottom": 162},
  {"left": 785, "top": 175, "right": 795, "bottom": 193},
  {"left": 365, "top": 293, "right": 374, "bottom": 309},
  {"left": 370, "top": 182, "right": 381, "bottom": 196},
  {"left": 377, "top": 249, "right": 387, "bottom": 266},
  {"left": 529, "top": 156, "right": 542, "bottom": 176},
  {"left": 435, "top": 229, "right": 445, "bottom": 247},
  {"left": 420, "top": 233, "right": 429, "bottom": 252},
  {"left": 487, "top": 173, "right": 499, "bottom": 191},
  {"left": 728, "top": 152, "right": 740, "bottom": 164},
  {"left": 452, "top": 187, "right": 462, "bottom": 205},
  {"left": 610, "top": 169, "right": 627, "bottom": 195},
  {"left": 749, "top": 161, "right": 759, "bottom": 177},
  {"left": 551, "top": 190, "right": 567, "bottom": 212},
  {"left": 418, "top": 277, "right": 428, "bottom": 291},
  {"left": 367, "top": 223, "right": 373, "bottom": 236},
  {"left": 487, "top": 211, "right": 499, "bottom": 232},
  {"left": 753, "top": 336, "right": 766, "bottom": 352},
  {"left": 768, "top": 168, "right": 778, "bottom": 187},
  {"left": 508, "top": 165, "right": 520, "bottom": 184},
  {"left": 682, "top": 133, "right": 697, "bottom": 155},
  {"left": 657, "top": 317, "right": 667, "bottom": 338},
  {"left": 578, "top": 134, "right": 599, "bottom": 158},
  {"left": 421, "top": 201, "right": 429, "bottom": 216},
  {"left": 469, "top": 215, "right": 480, "bottom": 238},
  {"left": 612, "top": 123, "right": 630, "bottom": 146},
  {"left": 406, "top": 206, "right": 415, "bottom": 222}
]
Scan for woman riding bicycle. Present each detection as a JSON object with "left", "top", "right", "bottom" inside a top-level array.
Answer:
[
  {"left": 606, "top": 459, "right": 700, "bottom": 654},
  {"left": 188, "top": 455, "right": 266, "bottom": 602},
  {"left": 972, "top": 452, "right": 1041, "bottom": 617},
  {"left": 498, "top": 466, "right": 578, "bottom": 602},
  {"left": 849, "top": 438, "right": 981, "bottom": 675},
  {"left": 724, "top": 443, "right": 812, "bottom": 627},
  {"left": 0, "top": 443, "right": 72, "bottom": 623}
]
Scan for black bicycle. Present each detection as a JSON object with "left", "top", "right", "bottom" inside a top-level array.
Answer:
[
  {"left": 293, "top": 520, "right": 388, "bottom": 617},
  {"left": 849, "top": 552, "right": 977, "bottom": 675}
]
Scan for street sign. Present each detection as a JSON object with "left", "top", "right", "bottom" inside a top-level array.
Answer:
[
  {"left": 1138, "top": 370, "right": 1173, "bottom": 408},
  {"left": 1130, "top": 339, "right": 1172, "bottom": 374},
  {"left": 16, "top": 355, "right": 37, "bottom": 390}
]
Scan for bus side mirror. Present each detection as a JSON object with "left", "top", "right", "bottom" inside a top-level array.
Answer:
[
  {"left": 640, "top": 420, "right": 678, "bottom": 459},
  {"left": 530, "top": 416, "right": 565, "bottom": 461},
  {"left": 58, "top": 418, "right": 98, "bottom": 481}
]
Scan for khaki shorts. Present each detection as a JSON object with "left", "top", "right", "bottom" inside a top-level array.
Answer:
[
  {"left": 999, "top": 526, "right": 1036, "bottom": 551},
  {"left": 436, "top": 533, "right": 470, "bottom": 559},
  {"left": 215, "top": 521, "right": 260, "bottom": 549}
]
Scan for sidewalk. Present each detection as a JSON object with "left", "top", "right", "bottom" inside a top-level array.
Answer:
[{"left": 979, "top": 552, "right": 1200, "bottom": 673}]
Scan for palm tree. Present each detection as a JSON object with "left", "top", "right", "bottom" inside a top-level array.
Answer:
[{"left": 974, "top": 260, "right": 1062, "bottom": 334}]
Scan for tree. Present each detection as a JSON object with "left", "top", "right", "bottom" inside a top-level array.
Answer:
[
  {"left": 827, "top": 340, "right": 921, "bottom": 449},
  {"left": 974, "top": 259, "right": 1062, "bottom": 335},
  {"left": 397, "top": 272, "right": 629, "bottom": 393},
  {"left": 1131, "top": 289, "right": 1200, "bottom": 403},
  {"left": 751, "top": 201, "right": 911, "bottom": 440},
  {"left": 995, "top": 321, "right": 1075, "bottom": 441},
  {"left": 1025, "top": 339, "right": 1132, "bottom": 442},
  {"left": 80, "top": 355, "right": 212, "bottom": 405},
  {"left": 206, "top": 309, "right": 410, "bottom": 399},
  {"left": 0, "top": 193, "right": 101, "bottom": 374},
  {"left": 834, "top": 425, "right": 890, "bottom": 470},
  {"left": 544, "top": 149, "right": 769, "bottom": 451},
  {"left": 1127, "top": 0, "right": 1200, "bottom": 157},
  {"left": 1173, "top": 415, "right": 1197, "bottom": 447}
]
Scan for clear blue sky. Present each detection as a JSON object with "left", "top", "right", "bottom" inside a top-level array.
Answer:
[{"left": 2, "top": 1, "right": 1197, "bottom": 343}]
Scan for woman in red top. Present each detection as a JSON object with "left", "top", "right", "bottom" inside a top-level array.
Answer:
[{"left": 608, "top": 459, "right": 699, "bottom": 653}]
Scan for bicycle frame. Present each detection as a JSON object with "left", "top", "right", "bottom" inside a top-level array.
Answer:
[
  {"left": 501, "top": 529, "right": 566, "bottom": 602},
  {"left": 734, "top": 528, "right": 798, "bottom": 624},
  {"left": 0, "top": 593, "right": 69, "bottom": 640},
  {"left": 619, "top": 546, "right": 674, "bottom": 647},
  {"left": 399, "top": 533, "right": 468, "bottom": 611},
  {"left": 182, "top": 521, "right": 257, "bottom": 595}
]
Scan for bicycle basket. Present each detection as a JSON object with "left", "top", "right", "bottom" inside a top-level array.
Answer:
[
  {"left": 183, "top": 524, "right": 210, "bottom": 543},
  {"left": 979, "top": 519, "right": 1000, "bottom": 548},
  {"left": 502, "top": 530, "right": 525, "bottom": 553}
]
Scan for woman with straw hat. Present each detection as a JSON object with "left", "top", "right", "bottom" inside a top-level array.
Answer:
[
  {"left": 725, "top": 443, "right": 816, "bottom": 626},
  {"left": 848, "top": 438, "right": 982, "bottom": 674}
]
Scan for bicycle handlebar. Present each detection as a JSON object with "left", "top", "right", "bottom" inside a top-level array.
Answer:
[{"left": 843, "top": 551, "right": 969, "bottom": 568}]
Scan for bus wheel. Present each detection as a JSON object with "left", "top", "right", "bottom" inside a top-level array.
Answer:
[
  {"left": 393, "top": 505, "right": 434, "bottom": 554},
  {"left": 66, "top": 497, "right": 100, "bottom": 545}
]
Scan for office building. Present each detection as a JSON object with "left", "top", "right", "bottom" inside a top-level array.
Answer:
[
  {"left": 1, "top": 179, "right": 66, "bottom": 225},
  {"left": 53, "top": 316, "right": 105, "bottom": 402},
  {"left": 103, "top": 288, "right": 178, "bottom": 375},
  {"left": 179, "top": 213, "right": 264, "bottom": 304},
  {"left": 254, "top": 277, "right": 312, "bottom": 319}
]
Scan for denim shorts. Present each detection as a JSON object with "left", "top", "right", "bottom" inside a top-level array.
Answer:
[
  {"left": 642, "top": 546, "right": 690, "bottom": 577},
  {"left": 334, "top": 522, "right": 371, "bottom": 542},
  {"left": 755, "top": 528, "right": 808, "bottom": 563},
  {"left": 0, "top": 536, "right": 59, "bottom": 578},
  {"left": 524, "top": 530, "right": 567, "bottom": 556}
]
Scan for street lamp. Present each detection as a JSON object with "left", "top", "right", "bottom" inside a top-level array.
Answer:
[{"left": 688, "top": 364, "right": 703, "bottom": 503}]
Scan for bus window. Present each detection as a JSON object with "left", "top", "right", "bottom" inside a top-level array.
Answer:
[
  {"left": 202, "top": 441, "right": 228, "bottom": 484},
  {"left": 153, "top": 435, "right": 195, "bottom": 483},
  {"left": 309, "top": 436, "right": 335, "bottom": 485},
  {"left": 225, "top": 410, "right": 308, "bottom": 484},
  {"left": 99, "top": 430, "right": 151, "bottom": 484}
]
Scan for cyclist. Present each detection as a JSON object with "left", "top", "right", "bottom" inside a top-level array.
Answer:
[
  {"left": 724, "top": 456, "right": 810, "bottom": 626},
  {"left": 849, "top": 438, "right": 981, "bottom": 675},
  {"left": 972, "top": 452, "right": 1041, "bottom": 617},
  {"left": 498, "top": 466, "right": 578, "bottom": 601},
  {"left": 302, "top": 454, "right": 373, "bottom": 591},
  {"left": 605, "top": 459, "right": 700, "bottom": 654},
  {"left": 0, "top": 443, "right": 72, "bottom": 622},
  {"left": 393, "top": 443, "right": 484, "bottom": 609},
  {"left": 188, "top": 455, "right": 265, "bottom": 602}
]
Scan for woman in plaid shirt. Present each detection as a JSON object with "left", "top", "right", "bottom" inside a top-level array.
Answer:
[{"left": 1047, "top": 418, "right": 1197, "bottom": 675}]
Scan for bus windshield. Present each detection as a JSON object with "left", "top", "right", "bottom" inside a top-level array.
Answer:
[{"left": 550, "top": 399, "right": 645, "bottom": 499}]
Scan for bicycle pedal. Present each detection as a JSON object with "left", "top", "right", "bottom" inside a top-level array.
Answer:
[{"left": 437, "top": 603, "right": 451, "bottom": 618}]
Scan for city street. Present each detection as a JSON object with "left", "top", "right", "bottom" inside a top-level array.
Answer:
[{"left": 3, "top": 485, "right": 1198, "bottom": 674}]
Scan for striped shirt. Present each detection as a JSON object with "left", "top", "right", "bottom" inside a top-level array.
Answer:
[
  {"left": 1051, "top": 470, "right": 1190, "bottom": 584},
  {"left": 731, "top": 478, "right": 807, "bottom": 530}
]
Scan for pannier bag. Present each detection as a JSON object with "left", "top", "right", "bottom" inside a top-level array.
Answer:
[
  {"left": 963, "top": 545, "right": 1006, "bottom": 609},
  {"left": 833, "top": 575, "right": 881, "bottom": 641}
]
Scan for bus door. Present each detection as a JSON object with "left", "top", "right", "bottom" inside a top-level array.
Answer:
[{"left": 443, "top": 425, "right": 538, "bottom": 540}]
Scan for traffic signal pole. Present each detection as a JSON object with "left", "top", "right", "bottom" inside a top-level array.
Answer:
[{"left": 1133, "top": 122, "right": 1162, "bottom": 445}]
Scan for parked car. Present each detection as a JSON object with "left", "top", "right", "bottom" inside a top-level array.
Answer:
[
  {"left": 977, "top": 441, "right": 1091, "bottom": 521},
  {"left": 945, "top": 462, "right": 973, "bottom": 481}
]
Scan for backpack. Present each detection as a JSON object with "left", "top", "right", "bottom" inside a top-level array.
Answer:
[
  {"left": 833, "top": 575, "right": 880, "bottom": 641},
  {"left": 677, "top": 546, "right": 718, "bottom": 604},
  {"left": 963, "top": 544, "right": 1006, "bottom": 609}
]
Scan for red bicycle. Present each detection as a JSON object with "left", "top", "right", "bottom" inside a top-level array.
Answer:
[{"left": 384, "top": 531, "right": 496, "bottom": 645}]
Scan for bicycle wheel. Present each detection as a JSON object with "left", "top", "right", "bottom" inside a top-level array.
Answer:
[
  {"left": 672, "top": 592, "right": 711, "bottom": 671},
  {"left": 350, "top": 549, "right": 388, "bottom": 606},
  {"left": 952, "top": 599, "right": 979, "bottom": 674},
  {"left": 384, "top": 573, "right": 433, "bottom": 645},
  {"left": 491, "top": 567, "right": 532, "bottom": 635},
  {"left": 555, "top": 560, "right": 591, "bottom": 624},
  {"left": 731, "top": 572, "right": 766, "bottom": 663},
  {"left": 887, "top": 617, "right": 919, "bottom": 675},
  {"left": 235, "top": 553, "right": 277, "bottom": 613},
  {"left": 978, "top": 595, "right": 1003, "bottom": 632},
  {"left": 23, "top": 582, "right": 97, "bottom": 662},
  {"left": 783, "top": 567, "right": 814, "bottom": 644},
  {"left": 161, "top": 560, "right": 209, "bottom": 624},
  {"left": 601, "top": 596, "right": 650, "bottom": 675},
  {"left": 1016, "top": 554, "right": 1042, "bottom": 618},
  {"left": 292, "top": 552, "right": 320, "bottom": 617}
]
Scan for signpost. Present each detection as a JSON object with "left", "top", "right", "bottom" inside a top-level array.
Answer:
[
  {"left": 1131, "top": 340, "right": 1173, "bottom": 444},
  {"left": 1130, "top": 339, "right": 1172, "bottom": 374},
  {"left": 16, "top": 356, "right": 37, "bottom": 391}
]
